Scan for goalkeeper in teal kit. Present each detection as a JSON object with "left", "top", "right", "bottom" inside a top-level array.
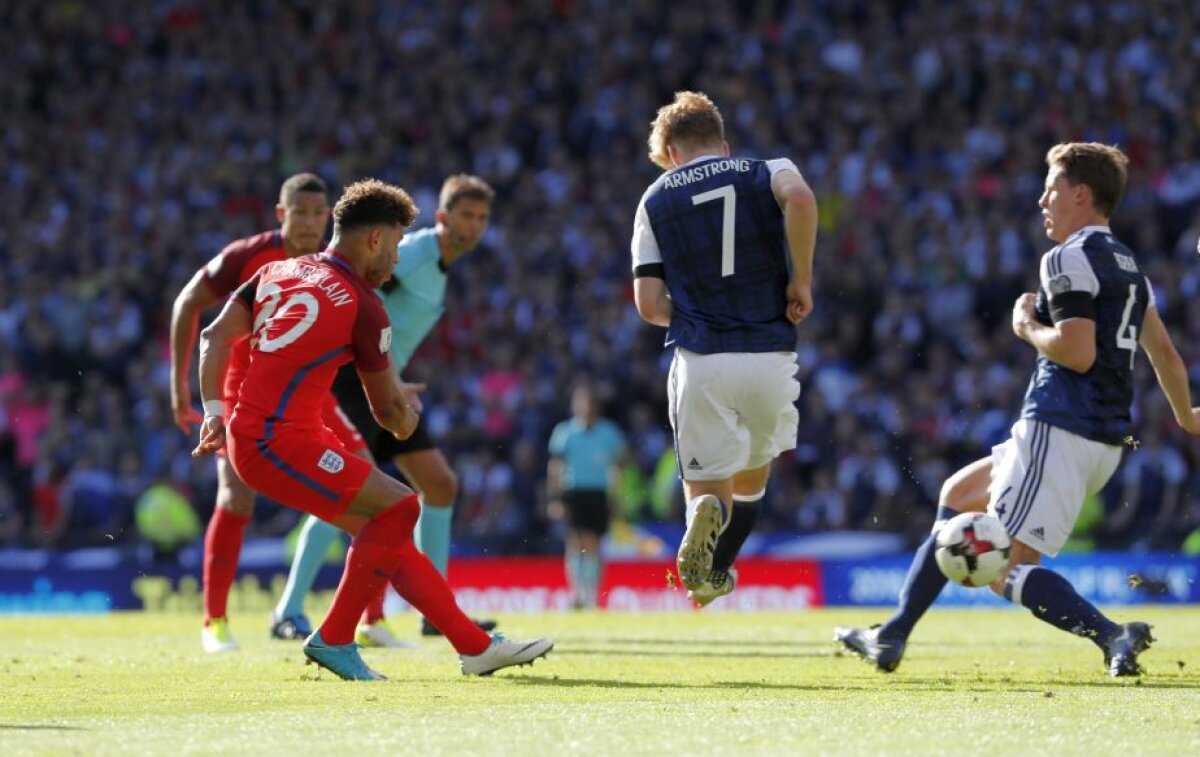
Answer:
[{"left": 271, "top": 175, "right": 498, "bottom": 645}]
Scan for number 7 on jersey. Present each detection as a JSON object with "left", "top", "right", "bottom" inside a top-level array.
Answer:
[{"left": 692, "top": 185, "right": 736, "bottom": 277}]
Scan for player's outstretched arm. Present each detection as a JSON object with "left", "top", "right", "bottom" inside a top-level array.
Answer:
[
  {"left": 772, "top": 168, "right": 817, "bottom": 324},
  {"left": 170, "top": 268, "right": 222, "bottom": 434},
  {"left": 1139, "top": 304, "right": 1200, "bottom": 434},
  {"left": 360, "top": 367, "right": 419, "bottom": 440},
  {"left": 192, "top": 296, "right": 252, "bottom": 456}
]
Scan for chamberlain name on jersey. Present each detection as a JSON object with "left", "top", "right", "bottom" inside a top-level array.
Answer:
[
  {"left": 1020, "top": 225, "right": 1155, "bottom": 445},
  {"left": 631, "top": 156, "right": 799, "bottom": 354}
]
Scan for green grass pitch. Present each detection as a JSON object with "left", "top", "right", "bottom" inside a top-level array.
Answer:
[{"left": 3, "top": 607, "right": 1199, "bottom": 755}]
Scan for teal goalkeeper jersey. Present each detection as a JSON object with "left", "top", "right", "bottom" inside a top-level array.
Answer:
[{"left": 381, "top": 227, "right": 445, "bottom": 370}]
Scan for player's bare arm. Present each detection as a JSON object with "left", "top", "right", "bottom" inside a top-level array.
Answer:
[
  {"left": 359, "top": 367, "right": 419, "bottom": 440},
  {"left": 1010, "top": 292, "right": 1096, "bottom": 373},
  {"left": 771, "top": 168, "right": 817, "bottom": 324},
  {"left": 192, "top": 297, "right": 252, "bottom": 457},
  {"left": 1138, "top": 304, "right": 1200, "bottom": 434},
  {"left": 633, "top": 276, "right": 672, "bottom": 327},
  {"left": 170, "top": 267, "right": 223, "bottom": 433}
]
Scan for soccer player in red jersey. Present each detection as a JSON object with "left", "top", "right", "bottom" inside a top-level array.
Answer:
[
  {"left": 192, "top": 179, "right": 553, "bottom": 680},
  {"left": 170, "top": 174, "right": 368, "bottom": 652}
]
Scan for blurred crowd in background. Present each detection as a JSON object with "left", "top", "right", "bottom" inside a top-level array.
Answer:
[{"left": 2, "top": 0, "right": 1199, "bottom": 558}]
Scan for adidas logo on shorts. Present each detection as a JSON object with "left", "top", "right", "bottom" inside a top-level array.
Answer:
[
  {"left": 317, "top": 449, "right": 345, "bottom": 474},
  {"left": 1029, "top": 526, "right": 1045, "bottom": 540},
  {"left": 686, "top": 457, "right": 702, "bottom": 471}
]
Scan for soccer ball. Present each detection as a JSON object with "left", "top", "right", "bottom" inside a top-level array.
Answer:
[{"left": 934, "top": 512, "right": 1012, "bottom": 587}]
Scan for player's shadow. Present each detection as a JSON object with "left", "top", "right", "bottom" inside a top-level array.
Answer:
[
  {"left": 551, "top": 646, "right": 831, "bottom": 660},
  {"left": 505, "top": 676, "right": 1017, "bottom": 693},
  {"left": 0, "top": 724, "right": 86, "bottom": 731},
  {"left": 558, "top": 636, "right": 829, "bottom": 649}
]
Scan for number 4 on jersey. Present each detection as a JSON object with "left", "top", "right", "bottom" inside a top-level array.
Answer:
[
  {"left": 1115, "top": 284, "right": 1137, "bottom": 370},
  {"left": 692, "top": 184, "right": 736, "bottom": 277}
]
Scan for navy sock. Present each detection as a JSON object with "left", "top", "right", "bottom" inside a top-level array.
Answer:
[
  {"left": 1004, "top": 565, "right": 1118, "bottom": 645},
  {"left": 712, "top": 497, "right": 760, "bottom": 572},
  {"left": 879, "top": 506, "right": 956, "bottom": 640}
]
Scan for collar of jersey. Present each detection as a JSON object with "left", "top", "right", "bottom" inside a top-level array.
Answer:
[
  {"left": 1063, "top": 224, "right": 1112, "bottom": 245},
  {"left": 678, "top": 154, "right": 725, "bottom": 168},
  {"left": 322, "top": 249, "right": 355, "bottom": 274}
]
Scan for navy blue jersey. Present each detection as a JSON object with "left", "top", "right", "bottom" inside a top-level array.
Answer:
[
  {"left": 631, "top": 156, "right": 799, "bottom": 354},
  {"left": 1020, "top": 226, "right": 1155, "bottom": 444}
]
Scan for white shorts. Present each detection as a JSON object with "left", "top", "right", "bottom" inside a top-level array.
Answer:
[
  {"left": 667, "top": 348, "right": 800, "bottom": 481},
  {"left": 987, "top": 419, "right": 1122, "bottom": 557}
]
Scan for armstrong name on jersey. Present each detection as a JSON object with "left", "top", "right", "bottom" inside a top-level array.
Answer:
[
  {"left": 631, "top": 156, "right": 800, "bottom": 355},
  {"left": 1020, "top": 226, "right": 1155, "bottom": 445},
  {"left": 661, "top": 159, "right": 754, "bottom": 189}
]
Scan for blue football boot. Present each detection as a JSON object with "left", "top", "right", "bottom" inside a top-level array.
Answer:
[
  {"left": 270, "top": 613, "right": 313, "bottom": 641},
  {"left": 303, "top": 631, "right": 387, "bottom": 681}
]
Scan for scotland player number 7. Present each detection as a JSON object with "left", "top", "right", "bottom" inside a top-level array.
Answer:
[{"left": 692, "top": 184, "right": 736, "bottom": 277}]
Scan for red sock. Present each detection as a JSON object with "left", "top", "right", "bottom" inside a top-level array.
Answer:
[
  {"left": 391, "top": 541, "right": 490, "bottom": 656},
  {"left": 361, "top": 586, "right": 386, "bottom": 626},
  {"left": 318, "top": 495, "right": 419, "bottom": 646},
  {"left": 203, "top": 508, "right": 250, "bottom": 624}
]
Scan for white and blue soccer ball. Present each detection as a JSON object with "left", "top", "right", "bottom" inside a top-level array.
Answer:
[{"left": 934, "top": 512, "right": 1012, "bottom": 588}]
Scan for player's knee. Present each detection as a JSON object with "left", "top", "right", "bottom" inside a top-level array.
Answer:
[
  {"left": 367, "top": 490, "right": 420, "bottom": 540},
  {"left": 216, "top": 487, "right": 254, "bottom": 517},
  {"left": 424, "top": 466, "right": 458, "bottom": 505}
]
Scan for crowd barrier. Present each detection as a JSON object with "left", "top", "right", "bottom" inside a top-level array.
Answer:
[{"left": 2, "top": 546, "right": 1195, "bottom": 613}]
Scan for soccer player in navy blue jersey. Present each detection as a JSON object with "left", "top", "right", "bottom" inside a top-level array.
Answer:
[
  {"left": 837, "top": 142, "right": 1200, "bottom": 677},
  {"left": 630, "top": 91, "right": 818, "bottom": 606}
]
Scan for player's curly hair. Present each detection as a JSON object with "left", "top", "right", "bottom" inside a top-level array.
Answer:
[
  {"left": 439, "top": 174, "right": 495, "bottom": 211},
  {"left": 647, "top": 91, "right": 725, "bottom": 170},
  {"left": 1046, "top": 142, "right": 1129, "bottom": 218},
  {"left": 333, "top": 179, "right": 419, "bottom": 232},
  {"left": 278, "top": 172, "right": 328, "bottom": 205}
]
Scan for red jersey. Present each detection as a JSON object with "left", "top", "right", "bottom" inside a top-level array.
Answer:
[
  {"left": 229, "top": 251, "right": 392, "bottom": 440},
  {"left": 202, "top": 230, "right": 288, "bottom": 401}
]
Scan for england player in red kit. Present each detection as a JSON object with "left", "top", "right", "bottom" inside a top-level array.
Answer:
[
  {"left": 193, "top": 179, "right": 553, "bottom": 680},
  {"left": 170, "top": 174, "right": 366, "bottom": 653}
]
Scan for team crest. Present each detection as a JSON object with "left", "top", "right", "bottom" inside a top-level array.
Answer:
[
  {"left": 379, "top": 326, "right": 393, "bottom": 355},
  {"left": 1049, "top": 274, "right": 1071, "bottom": 295},
  {"left": 317, "top": 449, "right": 344, "bottom": 474}
]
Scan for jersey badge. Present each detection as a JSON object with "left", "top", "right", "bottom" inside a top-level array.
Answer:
[
  {"left": 379, "top": 326, "right": 393, "bottom": 355},
  {"left": 317, "top": 450, "right": 345, "bottom": 474},
  {"left": 1049, "top": 274, "right": 1071, "bottom": 295}
]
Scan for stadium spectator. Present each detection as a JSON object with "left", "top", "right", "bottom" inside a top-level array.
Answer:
[{"left": 0, "top": 1, "right": 1196, "bottom": 558}]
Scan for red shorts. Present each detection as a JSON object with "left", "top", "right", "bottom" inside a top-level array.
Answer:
[
  {"left": 321, "top": 394, "right": 367, "bottom": 454},
  {"left": 227, "top": 427, "right": 372, "bottom": 522}
]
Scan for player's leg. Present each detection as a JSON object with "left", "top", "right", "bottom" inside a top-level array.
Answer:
[
  {"left": 835, "top": 456, "right": 991, "bottom": 671},
  {"left": 564, "top": 524, "right": 585, "bottom": 608},
  {"left": 714, "top": 464, "right": 770, "bottom": 570},
  {"left": 270, "top": 514, "right": 339, "bottom": 639},
  {"left": 330, "top": 464, "right": 550, "bottom": 675},
  {"left": 667, "top": 349, "right": 744, "bottom": 590},
  {"left": 200, "top": 455, "right": 255, "bottom": 652},
  {"left": 677, "top": 476, "right": 734, "bottom": 590},
  {"left": 562, "top": 490, "right": 608, "bottom": 609},
  {"left": 392, "top": 444, "right": 494, "bottom": 634},
  {"left": 687, "top": 464, "right": 769, "bottom": 607},
  {"left": 988, "top": 425, "right": 1150, "bottom": 676},
  {"left": 271, "top": 420, "right": 372, "bottom": 640}
]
